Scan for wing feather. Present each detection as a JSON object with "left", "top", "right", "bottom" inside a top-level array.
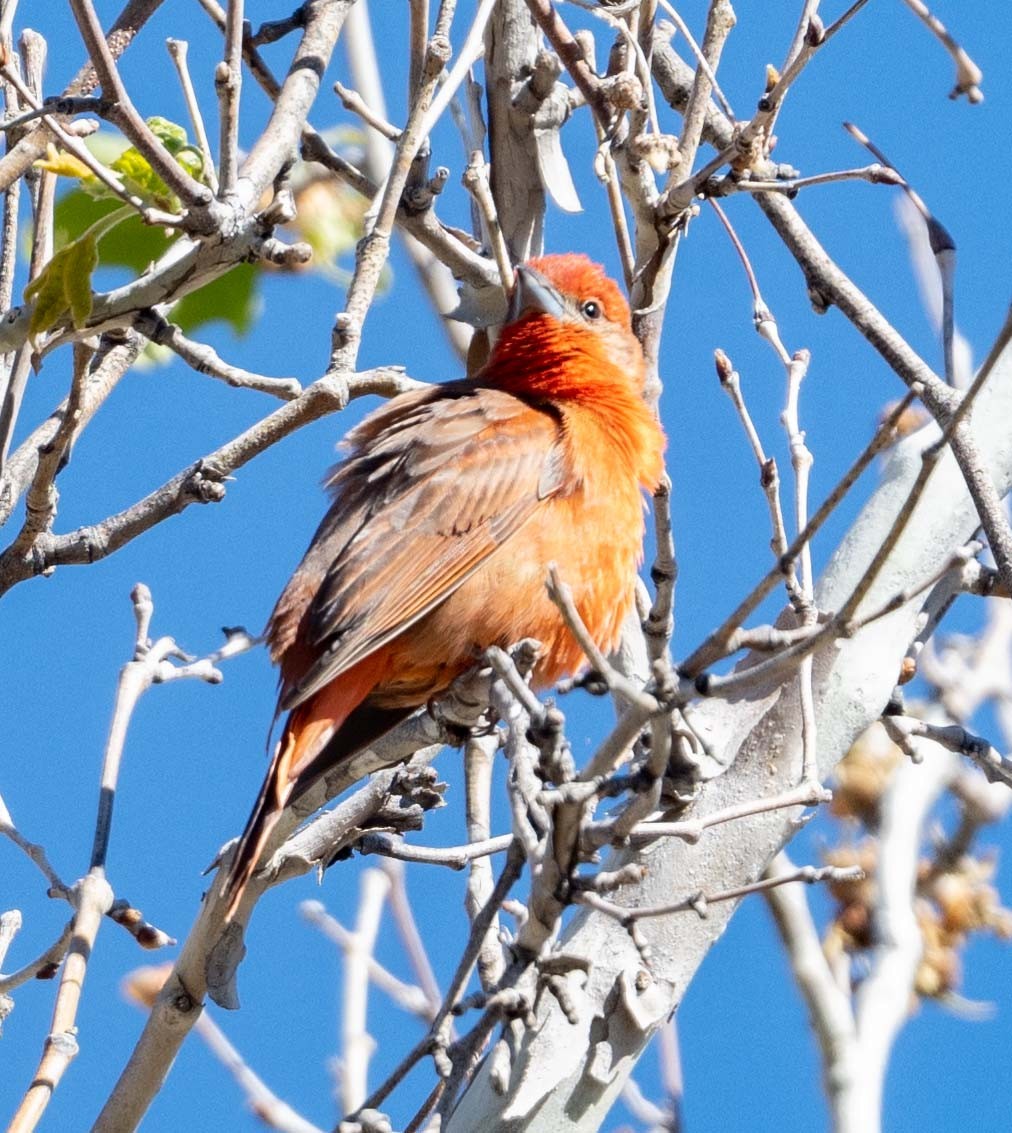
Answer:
[{"left": 269, "top": 385, "right": 569, "bottom": 712}]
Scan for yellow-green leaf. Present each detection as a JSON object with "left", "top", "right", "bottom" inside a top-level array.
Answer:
[
  {"left": 147, "top": 116, "right": 189, "bottom": 154},
  {"left": 106, "top": 116, "right": 209, "bottom": 211},
  {"left": 34, "top": 143, "right": 93, "bottom": 181},
  {"left": 64, "top": 235, "right": 99, "bottom": 327},
  {"left": 111, "top": 145, "right": 177, "bottom": 212},
  {"left": 24, "top": 261, "right": 69, "bottom": 339},
  {"left": 24, "top": 231, "right": 99, "bottom": 337}
]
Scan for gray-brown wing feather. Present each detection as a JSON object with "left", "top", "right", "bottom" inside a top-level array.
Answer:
[{"left": 268, "top": 384, "right": 569, "bottom": 712}]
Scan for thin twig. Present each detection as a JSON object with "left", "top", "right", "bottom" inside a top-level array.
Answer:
[
  {"left": 0, "top": 920, "right": 75, "bottom": 997},
  {"left": 643, "top": 476, "right": 677, "bottom": 664},
  {"left": 217, "top": 0, "right": 244, "bottom": 194},
  {"left": 7, "top": 880, "right": 113, "bottom": 1129},
  {"left": 654, "top": 0, "right": 734, "bottom": 118},
  {"left": 900, "top": 0, "right": 983, "bottom": 103},
  {"left": 383, "top": 860, "right": 445, "bottom": 1020},
  {"left": 673, "top": 0, "right": 735, "bottom": 177},
  {"left": 329, "top": 0, "right": 458, "bottom": 373},
  {"left": 579, "top": 863, "right": 863, "bottom": 923},
  {"left": 194, "top": 0, "right": 496, "bottom": 295},
  {"left": 712, "top": 163, "right": 902, "bottom": 195},
  {"left": 135, "top": 310, "right": 302, "bottom": 399},
  {"left": 614, "top": 780, "right": 831, "bottom": 849},
  {"left": 341, "top": 868, "right": 390, "bottom": 1112},
  {"left": 352, "top": 848, "right": 525, "bottom": 1117},
  {"left": 67, "top": 0, "right": 211, "bottom": 209},
  {"left": 0, "top": 30, "right": 23, "bottom": 316},
  {"left": 681, "top": 391, "right": 919, "bottom": 675},
  {"left": 166, "top": 38, "right": 219, "bottom": 192},
  {"left": 193, "top": 1012, "right": 325, "bottom": 1133},
  {"left": 0, "top": 909, "right": 22, "bottom": 972},
  {"left": 0, "top": 367, "right": 423, "bottom": 596},
  {"left": 0, "top": 64, "right": 183, "bottom": 225},
  {"left": 462, "top": 150, "right": 514, "bottom": 291},
  {"left": 418, "top": 0, "right": 497, "bottom": 141},
  {"left": 0, "top": 95, "right": 109, "bottom": 135},
  {"left": 0, "top": 805, "right": 65, "bottom": 893},
  {"left": 844, "top": 121, "right": 957, "bottom": 388},
  {"left": 1, "top": 332, "right": 143, "bottom": 523},
  {"left": 463, "top": 734, "right": 508, "bottom": 993},
  {"left": 522, "top": 0, "right": 611, "bottom": 127},
  {"left": 0, "top": 0, "right": 167, "bottom": 197},
  {"left": 764, "top": 850, "right": 857, "bottom": 1115},
  {"left": 360, "top": 831, "right": 514, "bottom": 869},
  {"left": 882, "top": 715, "right": 1012, "bottom": 790},
  {"left": 713, "top": 347, "right": 794, "bottom": 584},
  {"left": 408, "top": 0, "right": 429, "bottom": 101},
  {"left": 334, "top": 81, "right": 401, "bottom": 141},
  {"left": 301, "top": 899, "right": 434, "bottom": 1021},
  {"left": 547, "top": 565, "right": 656, "bottom": 712}
]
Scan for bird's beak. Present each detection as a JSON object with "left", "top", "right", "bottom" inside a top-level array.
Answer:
[{"left": 507, "top": 265, "right": 566, "bottom": 323}]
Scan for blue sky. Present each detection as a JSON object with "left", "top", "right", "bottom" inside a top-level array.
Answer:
[{"left": 3, "top": 2, "right": 1012, "bottom": 1130}]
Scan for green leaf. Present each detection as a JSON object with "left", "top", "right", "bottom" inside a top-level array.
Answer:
[
  {"left": 24, "top": 206, "right": 136, "bottom": 337},
  {"left": 52, "top": 188, "right": 260, "bottom": 336},
  {"left": 54, "top": 191, "right": 172, "bottom": 274},
  {"left": 146, "top": 116, "right": 189, "bottom": 153},
  {"left": 64, "top": 236, "right": 99, "bottom": 327},
  {"left": 173, "top": 263, "right": 259, "bottom": 336},
  {"left": 39, "top": 127, "right": 378, "bottom": 342},
  {"left": 24, "top": 257, "right": 71, "bottom": 338},
  {"left": 24, "top": 231, "right": 99, "bottom": 337},
  {"left": 34, "top": 119, "right": 207, "bottom": 213},
  {"left": 110, "top": 145, "right": 179, "bottom": 212},
  {"left": 32, "top": 118, "right": 207, "bottom": 212}
]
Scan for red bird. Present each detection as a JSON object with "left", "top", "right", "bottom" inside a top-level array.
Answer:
[{"left": 222, "top": 254, "right": 666, "bottom": 916}]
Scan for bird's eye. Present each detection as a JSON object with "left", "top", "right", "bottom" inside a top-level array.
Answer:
[{"left": 581, "top": 299, "right": 603, "bottom": 320}]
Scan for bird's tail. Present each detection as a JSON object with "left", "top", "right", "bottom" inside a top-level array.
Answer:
[
  {"left": 219, "top": 650, "right": 407, "bottom": 922},
  {"left": 221, "top": 724, "right": 299, "bottom": 922}
]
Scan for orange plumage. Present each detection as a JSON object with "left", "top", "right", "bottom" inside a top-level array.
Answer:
[{"left": 222, "top": 254, "right": 666, "bottom": 916}]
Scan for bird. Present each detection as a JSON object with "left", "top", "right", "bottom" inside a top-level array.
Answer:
[{"left": 221, "top": 253, "right": 666, "bottom": 918}]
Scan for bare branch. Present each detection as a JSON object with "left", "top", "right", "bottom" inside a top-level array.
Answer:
[
  {"left": 464, "top": 734, "right": 508, "bottom": 992},
  {"left": 135, "top": 310, "right": 302, "bottom": 399},
  {"left": 0, "top": 64, "right": 181, "bottom": 225},
  {"left": 0, "top": 0, "right": 166, "bottom": 196},
  {"left": 841, "top": 748, "right": 959, "bottom": 1129},
  {"left": 358, "top": 831, "right": 514, "bottom": 869},
  {"left": 673, "top": 0, "right": 735, "bottom": 177},
  {"left": 193, "top": 1011, "right": 325, "bottom": 1133},
  {"left": 67, "top": 0, "right": 212, "bottom": 210},
  {"left": 342, "top": 869, "right": 390, "bottom": 1113},
  {"left": 0, "top": 919, "right": 75, "bottom": 998},
  {"left": 166, "top": 38, "right": 219, "bottom": 192},
  {"left": 462, "top": 150, "right": 514, "bottom": 291},
  {"left": 900, "top": 0, "right": 983, "bottom": 103},
  {"left": 216, "top": 0, "right": 244, "bottom": 194},
  {"left": 7, "top": 878, "right": 113, "bottom": 1129},
  {"left": 765, "top": 851, "right": 858, "bottom": 1114},
  {"left": 882, "top": 715, "right": 1012, "bottom": 791},
  {"left": 1, "top": 332, "right": 142, "bottom": 522},
  {"left": 329, "top": 1, "right": 456, "bottom": 372},
  {"left": 301, "top": 899, "right": 435, "bottom": 1021},
  {"left": 0, "top": 367, "right": 422, "bottom": 596},
  {"left": 579, "top": 862, "right": 863, "bottom": 927}
]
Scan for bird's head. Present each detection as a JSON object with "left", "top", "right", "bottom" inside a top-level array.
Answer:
[{"left": 481, "top": 254, "right": 646, "bottom": 398}]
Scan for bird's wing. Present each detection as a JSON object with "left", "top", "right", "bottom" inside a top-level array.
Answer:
[{"left": 270, "top": 384, "right": 569, "bottom": 713}]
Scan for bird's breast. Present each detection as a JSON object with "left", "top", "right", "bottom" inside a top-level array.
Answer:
[{"left": 372, "top": 459, "right": 646, "bottom": 705}]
